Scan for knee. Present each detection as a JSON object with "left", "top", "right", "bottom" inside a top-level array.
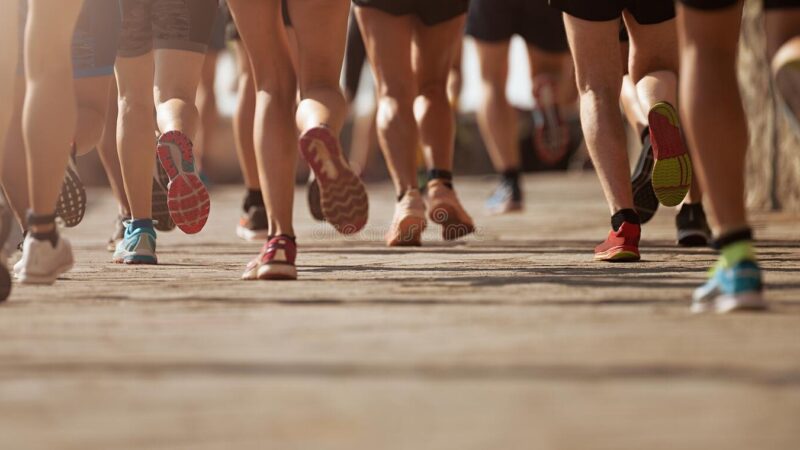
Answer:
[
  {"left": 375, "top": 94, "right": 413, "bottom": 131},
  {"left": 479, "top": 79, "right": 506, "bottom": 103},
  {"left": 417, "top": 79, "right": 449, "bottom": 103},
  {"left": 629, "top": 55, "right": 678, "bottom": 84},
  {"left": 117, "top": 94, "right": 153, "bottom": 116},
  {"left": 154, "top": 84, "right": 196, "bottom": 106}
]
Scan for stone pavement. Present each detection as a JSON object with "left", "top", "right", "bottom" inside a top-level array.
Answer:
[{"left": 1, "top": 174, "right": 799, "bottom": 450}]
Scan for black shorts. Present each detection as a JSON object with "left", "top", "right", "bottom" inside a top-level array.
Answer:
[
  {"left": 352, "top": 0, "right": 468, "bottom": 26},
  {"left": 466, "top": 0, "right": 568, "bottom": 53},
  {"left": 549, "top": 0, "right": 675, "bottom": 24},
  {"left": 678, "top": 0, "right": 800, "bottom": 9}
]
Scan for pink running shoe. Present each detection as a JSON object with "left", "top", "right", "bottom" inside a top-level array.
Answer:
[{"left": 156, "top": 130, "right": 211, "bottom": 234}]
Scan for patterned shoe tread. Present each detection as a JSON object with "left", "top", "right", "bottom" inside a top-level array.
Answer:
[
  {"left": 157, "top": 132, "right": 210, "bottom": 234},
  {"left": 56, "top": 163, "right": 87, "bottom": 228}
]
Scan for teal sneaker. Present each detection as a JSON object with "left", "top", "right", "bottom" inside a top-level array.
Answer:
[
  {"left": 113, "top": 220, "right": 158, "bottom": 265},
  {"left": 692, "top": 257, "right": 766, "bottom": 314}
]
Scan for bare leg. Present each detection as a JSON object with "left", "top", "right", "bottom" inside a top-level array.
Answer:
[
  {"left": 194, "top": 50, "right": 219, "bottom": 171},
  {"left": 1, "top": 77, "right": 28, "bottom": 227},
  {"left": 564, "top": 15, "right": 631, "bottom": 214},
  {"left": 229, "top": 0, "right": 297, "bottom": 237},
  {"left": 474, "top": 40, "right": 519, "bottom": 173},
  {"left": 0, "top": 0, "right": 19, "bottom": 171},
  {"left": 766, "top": 9, "right": 800, "bottom": 123},
  {"left": 231, "top": 41, "right": 259, "bottom": 191},
  {"left": 412, "top": 15, "right": 466, "bottom": 172},
  {"left": 115, "top": 53, "right": 156, "bottom": 220},
  {"left": 676, "top": 3, "right": 747, "bottom": 235},
  {"left": 356, "top": 7, "right": 418, "bottom": 195},
  {"left": 73, "top": 76, "right": 113, "bottom": 156},
  {"left": 97, "top": 78, "right": 130, "bottom": 217},
  {"left": 23, "top": 0, "right": 84, "bottom": 231},
  {"left": 620, "top": 74, "right": 647, "bottom": 137}
]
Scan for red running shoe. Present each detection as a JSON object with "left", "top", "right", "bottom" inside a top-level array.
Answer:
[
  {"left": 299, "top": 126, "right": 368, "bottom": 235},
  {"left": 594, "top": 222, "right": 641, "bottom": 262},
  {"left": 156, "top": 131, "right": 210, "bottom": 234},
  {"left": 242, "top": 235, "right": 297, "bottom": 281}
]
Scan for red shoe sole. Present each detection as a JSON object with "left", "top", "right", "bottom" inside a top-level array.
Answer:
[
  {"left": 299, "top": 127, "right": 368, "bottom": 235},
  {"left": 157, "top": 132, "right": 210, "bottom": 235}
]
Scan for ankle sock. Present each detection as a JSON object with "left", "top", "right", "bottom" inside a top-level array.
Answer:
[
  {"left": 30, "top": 230, "right": 58, "bottom": 248},
  {"left": 611, "top": 209, "right": 641, "bottom": 231},
  {"left": 130, "top": 219, "right": 154, "bottom": 231},
  {"left": 428, "top": 169, "right": 453, "bottom": 189},
  {"left": 26, "top": 211, "right": 59, "bottom": 248},
  {"left": 714, "top": 228, "right": 755, "bottom": 267},
  {"left": 501, "top": 169, "right": 520, "bottom": 186},
  {"left": 244, "top": 189, "right": 265, "bottom": 212}
]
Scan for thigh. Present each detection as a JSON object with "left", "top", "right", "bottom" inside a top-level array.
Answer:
[
  {"left": 355, "top": 6, "right": 415, "bottom": 98},
  {"left": 286, "top": 0, "right": 350, "bottom": 93},
  {"left": 74, "top": 75, "right": 113, "bottom": 113},
  {"left": 153, "top": 49, "right": 205, "bottom": 102},
  {"left": 765, "top": 7, "right": 800, "bottom": 56},
  {"left": 623, "top": 14, "right": 679, "bottom": 81},
  {"left": 562, "top": 15, "right": 624, "bottom": 91},
  {"left": 676, "top": 1, "right": 743, "bottom": 54},
  {"left": 411, "top": 14, "right": 466, "bottom": 88},
  {"left": 115, "top": 53, "right": 155, "bottom": 103},
  {"left": 153, "top": 0, "right": 217, "bottom": 54},
  {"left": 118, "top": 0, "right": 154, "bottom": 58}
]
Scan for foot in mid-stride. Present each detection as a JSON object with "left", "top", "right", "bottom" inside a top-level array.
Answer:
[
  {"left": 113, "top": 219, "right": 158, "bottom": 265},
  {"left": 426, "top": 177, "right": 475, "bottom": 241},
  {"left": 157, "top": 130, "right": 211, "bottom": 234},
  {"left": 648, "top": 102, "right": 692, "bottom": 207},
  {"left": 242, "top": 235, "right": 297, "bottom": 281},
  {"left": 17, "top": 232, "right": 74, "bottom": 285},
  {"left": 485, "top": 173, "right": 522, "bottom": 215},
  {"left": 594, "top": 218, "right": 641, "bottom": 262},
  {"left": 692, "top": 240, "right": 767, "bottom": 314},
  {"left": 386, "top": 189, "right": 427, "bottom": 247}
]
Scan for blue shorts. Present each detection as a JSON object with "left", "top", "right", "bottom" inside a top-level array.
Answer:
[{"left": 17, "top": 0, "right": 121, "bottom": 79}]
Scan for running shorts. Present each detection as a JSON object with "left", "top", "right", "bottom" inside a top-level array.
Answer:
[
  {"left": 17, "top": 0, "right": 120, "bottom": 79},
  {"left": 466, "top": 0, "right": 568, "bottom": 53},
  {"left": 118, "top": 0, "right": 219, "bottom": 58},
  {"left": 352, "top": 0, "right": 469, "bottom": 26},
  {"left": 549, "top": 0, "right": 675, "bottom": 24},
  {"left": 678, "top": 0, "right": 800, "bottom": 9}
]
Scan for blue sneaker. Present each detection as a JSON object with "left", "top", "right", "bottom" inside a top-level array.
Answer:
[
  {"left": 113, "top": 220, "right": 158, "bottom": 265},
  {"left": 692, "top": 259, "right": 766, "bottom": 314},
  {"left": 485, "top": 178, "right": 522, "bottom": 215}
]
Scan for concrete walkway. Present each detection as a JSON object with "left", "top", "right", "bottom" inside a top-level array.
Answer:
[{"left": 2, "top": 174, "right": 799, "bottom": 450}]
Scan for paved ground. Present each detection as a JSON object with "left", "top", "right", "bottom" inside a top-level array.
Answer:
[{"left": 1, "top": 174, "right": 799, "bottom": 450}]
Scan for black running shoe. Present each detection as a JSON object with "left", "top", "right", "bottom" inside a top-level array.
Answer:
[
  {"left": 56, "top": 152, "right": 87, "bottom": 228},
  {"left": 676, "top": 203, "right": 711, "bottom": 247},
  {"left": 237, "top": 205, "right": 269, "bottom": 242},
  {"left": 631, "top": 132, "right": 659, "bottom": 224}
]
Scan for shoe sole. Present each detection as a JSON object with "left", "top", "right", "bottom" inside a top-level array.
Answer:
[
  {"left": 299, "top": 127, "right": 368, "bottom": 235},
  {"left": 236, "top": 225, "right": 270, "bottom": 242},
  {"left": 429, "top": 203, "right": 475, "bottom": 241},
  {"left": 113, "top": 255, "right": 158, "bottom": 265},
  {"left": 387, "top": 215, "right": 426, "bottom": 247},
  {"left": 677, "top": 229, "right": 710, "bottom": 247},
  {"left": 486, "top": 201, "right": 523, "bottom": 216},
  {"left": 594, "top": 247, "right": 641, "bottom": 262},
  {"left": 152, "top": 164, "right": 176, "bottom": 232},
  {"left": 691, "top": 292, "right": 767, "bottom": 314},
  {"left": 257, "top": 263, "right": 297, "bottom": 281},
  {"left": 56, "top": 159, "right": 87, "bottom": 228},
  {"left": 157, "top": 131, "right": 211, "bottom": 235},
  {"left": 18, "top": 261, "right": 74, "bottom": 285},
  {"left": 307, "top": 177, "right": 325, "bottom": 222},
  {"left": 649, "top": 102, "right": 692, "bottom": 207}
]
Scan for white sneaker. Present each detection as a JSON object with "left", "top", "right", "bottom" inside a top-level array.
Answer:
[{"left": 17, "top": 234, "right": 74, "bottom": 285}]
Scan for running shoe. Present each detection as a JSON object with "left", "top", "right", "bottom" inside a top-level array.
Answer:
[
  {"left": 17, "top": 233, "right": 74, "bottom": 285},
  {"left": 156, "top": 131, "right": 211, "bottom": 234},
  {"left": 107, "top": 215, "right": 130, "bottom": 252},
  {"left": 676, "top": 203, "right": 711, "bottom": 247},
  {"left": 386, "top": 189, "right": 426, "bottom": 247},
  {"left": 631, "top": 132, "right": 659, "bottom": 224},
  {"left": 306, "top": 175, "right": 325, "bottom": 222},
  {"left": 426, "top": 179, "right": 475, "bottom": 241},
  {"left": 299, "top": 126, "right": 368, "bottom": 234},
  {"left": 112, "top": 220, "right": 158, "bottom": 265},
  {"left": 648, "top": 102, "right": 692, "bottom": 207},
  {"left": 56, "top": 150, "right": 87, "bottom": 228},
  {"left": 532, "top": 75, "right": 569, "bottom": 167},
  {"left": 242, "top": 235, "right": 297, "bottom": 281},
  {"left": 237, "top": 205, "right": 269, "bottom": 242},
  {"left": 152, "top": 161, "right": 176, "bottom": 232},
  {"left": 594, "top": 222, "right": 641, "bottom": 262},
  {"left": 0, "top": 199, "right": 11, "bottom": 302},
  {"left": 485, "top": 178, "right": 522, "bottom": 215},
  {"left": 692, "top": 259, "right": 766, "bottom": 314}
]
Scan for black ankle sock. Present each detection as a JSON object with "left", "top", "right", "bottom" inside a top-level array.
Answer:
[
  {"left": 428, "top": 169, "right": 453, "bottom": 189},
  {"left": 130, "top": 219, "right": 154, "bottom": 230},
  {"left": 501, "top": 169, "right": 520, "bottom": 185},
  {"left": 713, "top": 228, "right": 753, "bottom": 250},
  {"left": 26, "top": 211, "right": 59, "bottom": 248},
  {"left": 681, "top": 202, "right": 704, "bottom": 215},
  {"left": 244, "top": 189, "right": 264, "bottom": 211},
  {"left": 611, "top": 209, "right": 641, "bottom": 231}
]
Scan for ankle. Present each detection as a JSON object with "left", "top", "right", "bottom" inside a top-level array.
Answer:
[
  {"left": 27, "top": 211, "right": 59, "bottom": 248},
  {"left": 611, "top": 209, "right": 641, "bottom": 231}
]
